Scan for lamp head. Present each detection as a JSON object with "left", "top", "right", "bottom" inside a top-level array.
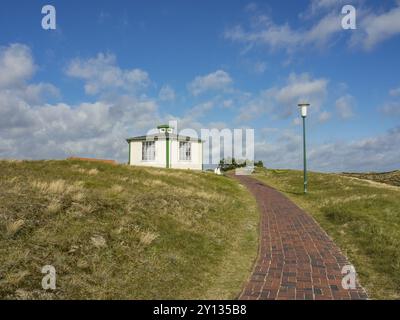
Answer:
[{"left": 298, "top": 103, "right": 310, "bottom": 118}]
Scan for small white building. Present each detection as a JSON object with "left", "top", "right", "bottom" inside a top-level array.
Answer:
[{"left": 126, "top": 125, "right": 203, "bottom": 170}]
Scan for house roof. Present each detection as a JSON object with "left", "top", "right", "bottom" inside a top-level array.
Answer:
[
  {"left": 157, "top": 124, "right": 173, "bottom": 129},
  {"left": 126, "top": 133, "right": 203, "bottom": 143}
]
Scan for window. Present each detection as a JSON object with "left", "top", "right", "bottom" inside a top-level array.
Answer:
[
  {"left": 179, "top": 141, "right": 191, "bottom": 161},
  {"left": 142, "top": 141, "right": 155, "bottom": 161}
]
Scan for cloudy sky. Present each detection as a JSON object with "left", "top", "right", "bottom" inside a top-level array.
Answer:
[{"left": 0, "top": 0, "right": 399, "bottom": 172}]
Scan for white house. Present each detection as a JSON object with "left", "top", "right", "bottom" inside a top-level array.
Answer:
[{"left": 126, "top": 125, "right": 203, "bottom": 170}]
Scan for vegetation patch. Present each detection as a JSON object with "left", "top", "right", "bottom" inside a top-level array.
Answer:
[
  {"left": 341, "top": 170, "right": 400, "bottom": 187},
  {"left": 0, "top": 160, "right": 258, "bottom": 299}
]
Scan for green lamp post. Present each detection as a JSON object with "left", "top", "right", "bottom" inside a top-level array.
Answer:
[{"left": 298, "top": 103, "right": 310, "bottom": 194}]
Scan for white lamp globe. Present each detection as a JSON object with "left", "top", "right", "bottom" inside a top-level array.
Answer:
[{"left": 298, "top": 103, "right": 310, "bottom": 118}]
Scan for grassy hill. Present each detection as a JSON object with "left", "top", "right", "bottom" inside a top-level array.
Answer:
[
  {"left": 341, "top": 170, "right": 400, "bottom": 187},
  {"left": 0, "top": 160, "right": 258, "bottom": 299},
  {"left": 253, "top": 168, "right": 400, "bottom": 299}
]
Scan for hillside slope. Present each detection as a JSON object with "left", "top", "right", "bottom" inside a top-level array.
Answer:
[
  {"left": 341, "top": 170, "right": 400, "bottom": 187},
  {"left": 0, "top": 160, "right": 258, "bottom": 299},
  {"left": 253, "top": 168, "right": 400, "bottom": 299}
]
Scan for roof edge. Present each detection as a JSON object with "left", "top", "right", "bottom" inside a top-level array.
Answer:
[{"left": 126, "top": 134, "right": 204, "bottom": 143}]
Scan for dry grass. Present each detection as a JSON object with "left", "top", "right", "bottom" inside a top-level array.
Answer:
[
  {"left": 341, "top": 170, "right": 400, "bottom": 187},
  {"left": 71, "top": 192, "right": 85, "bottom": 202},
  {"left": 87, "top": 168, "right": 99, "bottom": 175},
  {"left": 90, "top": 235, "right": 107, "bottom": 248},
  {"left": 72, "top": 167, "right": 99, "bottom": 175},
  {"left": 31, "top": 179, "right": 83, "bottom": 195},
  {"left": 143, "top": 179, "right": 169, "bottom": 187},
  {"left": 110, "top": 184, "right": 124, "bottom": 194},
  {"left": 137, "top": 229, "right": 159, "bottom": 246},
  {"left": 0, "top": 160, "right": 258, "bottom": 299},
  {"left": 45, "top": 200, "right": 62, "bottom": 214},
  {"left": 5, "top": 219, "right": 25, "bottom": 238}
]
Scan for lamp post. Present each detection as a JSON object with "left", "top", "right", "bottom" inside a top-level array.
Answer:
[{"left": 298, "top": 103, "right": 310, "bottom": 194}]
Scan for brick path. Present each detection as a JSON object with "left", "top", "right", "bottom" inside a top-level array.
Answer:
[{"left": 233, "top": 175, "right": 368, "bottom": 300}]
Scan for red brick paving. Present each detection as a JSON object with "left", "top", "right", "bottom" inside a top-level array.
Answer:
[{"left": 233, "top": 175, "right": 368, "bottom": 300}]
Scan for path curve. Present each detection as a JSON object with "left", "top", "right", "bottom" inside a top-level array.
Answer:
[{"left": 233, "top": 174, "right": 368, "bottom": 300}]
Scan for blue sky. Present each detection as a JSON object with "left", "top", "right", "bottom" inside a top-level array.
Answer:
[{"left": 1, "top": 0, "right": 400, "bottom": 171}]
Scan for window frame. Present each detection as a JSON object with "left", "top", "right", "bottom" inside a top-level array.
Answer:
[
  {"left": 142, "top": 141, "right": 155, "bottom": 161},
  {"left": 179, "top": 141, "right": 192, "bottom": 161}
]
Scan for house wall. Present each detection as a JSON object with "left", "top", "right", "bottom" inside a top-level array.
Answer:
[
  {"left": 129, "top": 140, "right": 203, "bottom": 170},
  {"left": 170, "top": 140, "right": 203, "bottom": 170}
]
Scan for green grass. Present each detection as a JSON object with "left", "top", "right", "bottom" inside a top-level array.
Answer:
[
  {"left": 0, "top": 160, "right": 258, "bottom": 299},
  {"left": 252, "top": 168, "right": 400, "bottom": 299}
]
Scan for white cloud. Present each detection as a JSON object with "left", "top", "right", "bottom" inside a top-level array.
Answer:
[
  {"left": 378, "top": 87, "right": 400, "bottom": 117},
  {"left": 0, "top": 45, "right": 59, "bottom": 106},
  {"left": 22, "top": 83, "right": 60, "bottom": 105},
  {"left": 0, "top": 44, "right": 160, "bottom": 162},
  {"left": 304, "top": 0, "right": 349, "bottom": 17},
  {"left": 308, "top": 126, "right": 400, "bottom": 172},
  {"left": 158, "top": 85, "right": 176, "bottom": 101},
  {"left": 0, "top": 44, "right": 36, "bottom": 89},
  {"left": 228, "top": 2, "right": 400, "bottom": 53},
  {"left": 235, "top": 73, "right": 328, "bottom": 122},
  {"left": 0, "top": 93, "right": 159, "bottom": 161},
  {"left": 273, "top": 73, "right": 327, "bottom": 105},
  {"left": 66, "top": 53, "right": 150, "bottom": 95},
  {"left": 256, "top": 126, "right": 400, "bottom": 172},
  {"left": 292, "top": 118, "right": 301, "bottom": 126},
  {"left": 225, "top": 23, "right": 300, "bottom": 52},
  {"left": 253, "top": 61, "right": 267, "bottom": 74},
  {"left": 224, "top": 11, "right": 343, "bottom": 53},
  {"left": 318, "top": 111, "right": 332, "bottom": 123},
  {"left": 303, "top": 13, "right": 343, "bottom": 46},
  {"left": 351, "top": 5, "right": 400, "bottom": 50},
  {"left": 255, "top": 130, "right": 302, "bottom": 168},
  {"left": 222, "top": 99, "right": 234, "bottom": 108},
  {"left": 188, "top": 70, "right": 232, "bottom": 96},
  {"left": 267, "top": 73, "right": 328, "bottom": 117},
  {"left": 335, "top": 94, "right": 355, "bottom": 119},
  {"left": 380, "top": 101, "right": 400, "bottom": 116},
  {"left": 389, "top": 87, "right": 400, "bottom": 97},
  {"left": 235, "top": 90, "right": 273, "bottom": 122},
  {"left": 185, "top": 101, "right": 214, "bottom": 120}
]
